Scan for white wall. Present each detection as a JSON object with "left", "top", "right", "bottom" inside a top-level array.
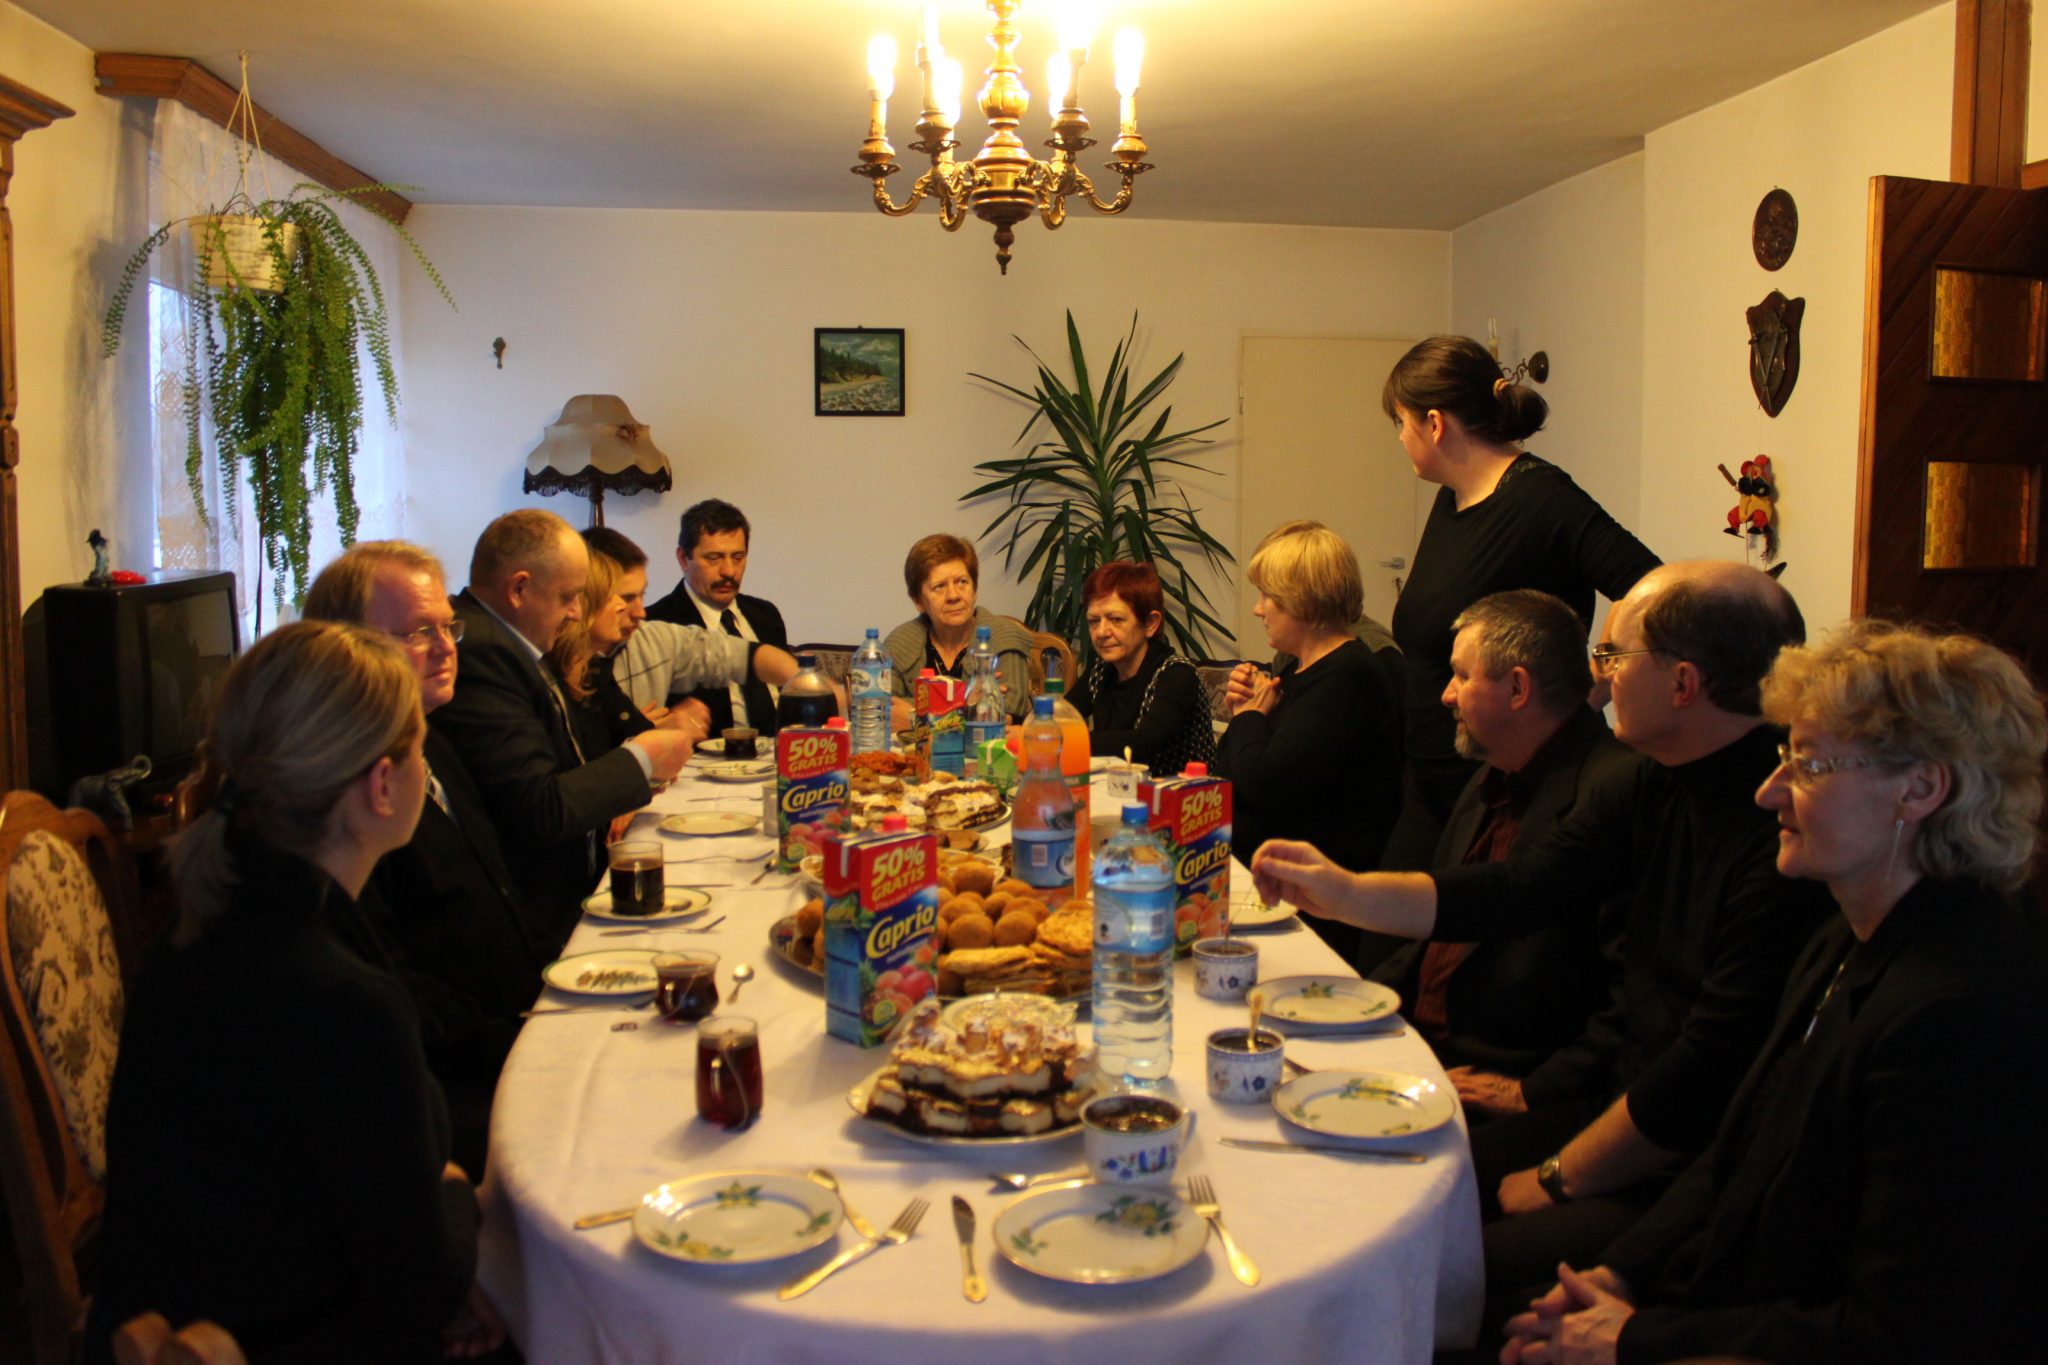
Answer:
[
  {"left": 397, "top": 207, "right": 1448, "bottom": 647},
  {"left": 3, "top": 0, "right": 153, "bottom": 597},
  {"left": 1638, "top": 4, "right": 1954, "bottom": 630}
]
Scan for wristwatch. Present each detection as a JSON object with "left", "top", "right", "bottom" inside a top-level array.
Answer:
[{"left": 1536, "top": 1153, "right": 1571, "bottom": 1204}]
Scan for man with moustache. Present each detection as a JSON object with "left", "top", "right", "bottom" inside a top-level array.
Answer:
[
  {"left": 646, "top": 498, "right": 788, "bottom": 734},
  {"left": 1371, "top": 589, "right": 1636, "bottom": 1090},
  {"left": 304, "top": 540, "right": 548, "bottom": 1176}
]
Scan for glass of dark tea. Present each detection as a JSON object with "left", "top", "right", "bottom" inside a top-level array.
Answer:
[
  {"left": 696, "top": 1016, "right": 763, "bottom": 1129},
  {"left": 606, "top": 838, "right": 666, "bottom": 917},
  {"left": 653, "top": 948, "right": 720, "bottom": 1025}
]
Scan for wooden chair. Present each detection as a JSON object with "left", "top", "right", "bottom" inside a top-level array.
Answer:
[
  {"left": 1193, "top": 658, "right": 1248, "bottom": 726},
  {"left": 0, "top": 790, "right": 141, "bottom": 1365},
  {"left": 791, "top": 642, "right": 857, "bottom": 687}
]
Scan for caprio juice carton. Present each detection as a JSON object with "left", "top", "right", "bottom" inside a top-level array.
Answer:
[
  {"left": 1147, "top": 769, "right": 1233, "bottom": 956},
  {"left": 823, "top": 825, "right": 940, "bottom": 1046},
  {"left": 775, "top": 724, "right": 851, "bottom": 873},
  {"left": 917, "top": 674, "right": 969, "bottom": 776}
]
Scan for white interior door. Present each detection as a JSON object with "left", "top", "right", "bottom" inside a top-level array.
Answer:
[{"left": 1237, "top": 336, "right": 1430, "bottom": 655}]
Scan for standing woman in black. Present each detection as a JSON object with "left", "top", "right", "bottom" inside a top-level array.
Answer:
[
  {"left": 1381, "top": 336, "right": 1659, "bottom": 868},
  {"left": 87, "top": 623, "right": 494, "bottom": 1363}
]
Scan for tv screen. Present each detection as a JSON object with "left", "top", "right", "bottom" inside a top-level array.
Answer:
[{"left": 141, "top": 589, "right": 237, "bottom": 773}]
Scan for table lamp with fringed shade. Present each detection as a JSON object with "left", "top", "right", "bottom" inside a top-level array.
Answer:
[{"left": 521, "top": 394, "right": 673, "bottom": 526}]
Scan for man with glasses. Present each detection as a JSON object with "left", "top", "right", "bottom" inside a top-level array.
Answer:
[
  {"left": 1252, "top": 560, "right": 1833, "bottom": 1322},
  {"left": 305, "top": 540, "right": 551, "bottom": 1176}
]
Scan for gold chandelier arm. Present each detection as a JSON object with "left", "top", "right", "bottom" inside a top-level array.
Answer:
[
  {"left": 870, "top": 176, "right": 929, "bottom": 217},
  {"left": 1079, "top": 167, "right": 1140, "bottom": 215}
]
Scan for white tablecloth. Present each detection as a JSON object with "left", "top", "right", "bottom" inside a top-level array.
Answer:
[{"left": 480, "top": 766, "right": 1481, "bottom": 1363}]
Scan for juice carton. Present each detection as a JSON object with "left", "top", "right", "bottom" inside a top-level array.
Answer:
[
  {"left": 917, "top": 674, "right": 968, "bottom": 776},
  {"left": 775, "top": 724, "right": 851, "bottom": 873},
  {"left": 823, "top": 825, "right": 941, "bottom": 1046},
  {"left": 1147, "top": 771, "right": 1233, "bottom": 956}
]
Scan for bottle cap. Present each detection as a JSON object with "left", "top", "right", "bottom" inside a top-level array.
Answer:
[
  {"left": 919, "top": 667, "right": 936, "bottom": 678},
  {"left": 797, "top": 651, "right": 817, "bottom": 667},
  {"left": 826, "top": 717, "right": 847, "bottom": 729},
  {"left": 865, "top": 627, "right": 879, "bottom": 639},
  {"left": 1122, "top": 802, "right": 1149, "bottom": 825},
  {"left": 1184, "top": 762, "right": 1208, "bottom": 777},
  {"left": 1044, "top": 678, "right": 1065, "bottom": 696},
  {"left": 1032, "top": 696, "right": 1053, "bottom": 718},
  {"left": 976, "top": 625, "right": 991, "bottom": 641},
  {"left": 881, "top": 814, "right": 908, "bottom": 833}
]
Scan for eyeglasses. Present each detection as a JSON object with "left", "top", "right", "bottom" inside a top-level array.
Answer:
[
  {"left": 1774, "top": 743, "right": 1884, "bottom": 787},
  {"left": 1589, "top": 642, "right": 1662, "bottom": 677},
  {"left": 389, "top": 618, "right": 464, "bottom": 651}
]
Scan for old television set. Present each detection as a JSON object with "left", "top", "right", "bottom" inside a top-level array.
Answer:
[{"left": 30, "top": 570, "right": 240, "bottom": 802}]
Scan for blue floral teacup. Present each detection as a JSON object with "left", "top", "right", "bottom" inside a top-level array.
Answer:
[
  {"left": 1193, "top": 937, "right": 1259, "bottom": 1001},
  {"left": 1082, "top": 1094, "right": 1194, "bottom": 1185},
  {"left": 1206, "top": 1027, "right": 1285, "bottom": 1104}
]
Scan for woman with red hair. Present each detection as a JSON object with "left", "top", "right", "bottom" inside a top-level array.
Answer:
[{"left": 1067, "top": 561, "right": 1213, "bottom": 776}]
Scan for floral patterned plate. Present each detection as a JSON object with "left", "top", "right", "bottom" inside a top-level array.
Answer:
[
  {"left": 699, "top": 760, "right": 775, "bottom": 784},
  {"left": 1272, "top": 1069, "right": 1455, "bottom": 1143},
  {"left": 540, "top": 949, "right": 660, "bottom": 997},
  {"left": 1256, "top": 975, "right": 1400, "bottom": 1031},
  {"left": 992, "top": 1180, "right": 1207, "bottom": 1284},
  {"left": 1226, "top": 897, "right": 1298, "bottom": 931},
  {"left": 659, "top": 810, "right": 761, "bottom": 837},
  {"left": 632, "top": 1171, "right": 842, "bottom": 1265}
]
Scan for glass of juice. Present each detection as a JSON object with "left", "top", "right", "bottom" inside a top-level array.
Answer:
[
  {"left": 696, "top": 1016, "right": 763, "bottom": 1129},
  {"left": 653, "top": 948, "right": 720, "bottom": 1024},
  {"left": 607, "top": 838, "right": 665, "bottom": 917}
]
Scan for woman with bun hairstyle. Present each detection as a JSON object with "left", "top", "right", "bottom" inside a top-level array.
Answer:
[
  {"left": 88, "top": 622, "right": 496, "bottom": 1363},
  {"left": 1381, "top": 335, "right": 1659, "bottom": 867}
]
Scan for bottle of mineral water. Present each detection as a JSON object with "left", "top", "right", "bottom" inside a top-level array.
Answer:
[
  {"left": 964, "top": 625, "right": 1004, "bottom": 755},
  {"left": 1092, "top": 802, "right": 1175, "bottom": 1087},
  {"left": 848, "top": 628, "right": 893, "bottom": 755}
]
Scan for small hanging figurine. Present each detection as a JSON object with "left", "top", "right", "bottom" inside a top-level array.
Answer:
[
  {"left": 1717, "top": 458, "right": 1778, "bottom": 563},
  {"left": 86, "top": 529, "right": 113, "bottom": 587}
]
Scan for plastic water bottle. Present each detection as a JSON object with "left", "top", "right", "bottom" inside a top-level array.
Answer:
[
  {"left": 964, "top": 626, "right": 1004, "bottom": 755},
  {"left": 1010, "top": 696, "right": 1077, "bottom": 903},
  {"left": 776, "top": 652, "right": 839, "bottom": 730},
  {"left": 848, "top": 629, "right": 893, "bottom": 755},
  {"left": 1093, "top": 802, "right": 1175, "bottom": 1087}
]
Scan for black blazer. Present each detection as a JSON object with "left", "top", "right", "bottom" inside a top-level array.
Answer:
[
  {"left": 1372, "top": 705, "right": 1636, "bottom": 1076},
  {"left": 87, "top": 836, "right": 478, "bottom": 1365},
  {"left": 431, "top": 589, "right": 650, "bottom": 940},
  {"left": 645, "top": 584, "right": 787, "bottom": 734},
  {"left": 1604, "top": 878, "right": 2047, "bottom": 1364}
]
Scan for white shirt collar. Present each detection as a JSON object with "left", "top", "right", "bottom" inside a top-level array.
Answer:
[{"left": 475, "top": 594, "right": 547, "bottom": 663}]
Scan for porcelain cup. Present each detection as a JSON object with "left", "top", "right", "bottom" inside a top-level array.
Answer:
[
  {"left": 1206, "top": 1026, "right": 1286, "bottom": 1104},
  {"left": 1192, "top": 937, "right": 1259, "bottom": 1001},
  {"left": 1081, "top": 1094, "right": 1195, "bottom": 1185}
]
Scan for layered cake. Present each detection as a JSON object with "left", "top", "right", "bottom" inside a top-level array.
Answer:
[{"left": 864, "top": 994, "right": 1095, "bottom": 1137}]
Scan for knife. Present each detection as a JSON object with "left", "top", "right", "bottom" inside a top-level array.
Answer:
[
  {"left": 951, "top": 1195, "right": 987, "bottom": 1303},
  {"left": 1221, "top": 1137, "right": 1427, "bottom": 1163}
]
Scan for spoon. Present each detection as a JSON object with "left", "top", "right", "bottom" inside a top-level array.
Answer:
[
  {"left": 986, "top": 1166, "right": 1088, "bottom": 1191},
  {"left": 807, "top": 1168, "right": 881, "bottom": 1240},
  {"left": 727, "top": 963, "right": 756, "bottom": 1002},
  {"left": 1248, "top": 989, "right": 1265, "bottom": 1043}
]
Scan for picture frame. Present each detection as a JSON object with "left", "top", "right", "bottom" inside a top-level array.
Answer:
[{"left": 814, "top": 327, "right": 905, "bottom": 417}]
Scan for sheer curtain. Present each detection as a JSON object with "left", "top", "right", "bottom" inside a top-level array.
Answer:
[{"left": 146, "top": 100, "right": 407, "bottom": 638}]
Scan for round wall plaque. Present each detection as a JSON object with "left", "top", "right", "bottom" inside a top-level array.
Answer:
[{"left": 1753, "top": 188, "right": 1797, "bottom": 271}]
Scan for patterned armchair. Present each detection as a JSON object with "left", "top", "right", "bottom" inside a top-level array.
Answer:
[{"left": 1, "top": 790, "right": 140, "bottom": 1365}]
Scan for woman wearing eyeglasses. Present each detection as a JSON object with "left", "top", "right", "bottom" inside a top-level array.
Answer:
[{"left": 1501, "top": 620, "right": 2046, "bottom": 1365}]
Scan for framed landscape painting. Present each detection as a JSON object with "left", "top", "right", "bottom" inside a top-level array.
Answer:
[{"left": 815, "top": 327, "right": 905, "bottom": 416}]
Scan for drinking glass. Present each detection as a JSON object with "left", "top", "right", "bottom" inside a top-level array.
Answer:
[
  {"left": 607, "top": 838, "right": 665, "bottom": 917},
  {"left": 654, "top": 948, "right": 720, "bottom": 1025},
  {"left": 696, "top": 1016, "right": 763, "bottom": 1129}
]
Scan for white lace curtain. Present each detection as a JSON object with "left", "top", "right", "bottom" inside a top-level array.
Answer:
[{"left": 147, "top": 100, "right": 407, "bottom": 638}]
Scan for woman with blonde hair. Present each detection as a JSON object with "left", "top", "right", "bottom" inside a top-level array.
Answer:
[
  {"left": 87, "top": 622, "right": 495, "bottom": 1363},
  {"left": 1503, "top": 620, "right": 2046, "bottom": 1364},
  {"left": 1217, "top": 521, "right": 1401, "bottom": 962}
]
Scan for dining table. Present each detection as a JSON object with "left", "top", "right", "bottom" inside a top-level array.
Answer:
[{"left": 478, "top": 755, "right": 1482, "bottom": 1363}]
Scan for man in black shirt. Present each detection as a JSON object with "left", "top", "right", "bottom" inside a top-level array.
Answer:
[{"left": 1252, "top": 560, "right": 1832, "bottom": 1297}]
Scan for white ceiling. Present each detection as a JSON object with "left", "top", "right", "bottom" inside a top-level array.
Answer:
[{"left": 24, "top": 0, "right": 1944, "bottom": 230}]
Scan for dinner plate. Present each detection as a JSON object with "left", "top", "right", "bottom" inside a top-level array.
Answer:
[
  {"left": 632, "top": 1171, "right": 841, "bottom": 1265},
  {"left": 580, "top": 885, "right": 713, "bottom": 924},
  {"left": 541, "top": 949, "right": 659, "bottom": 997},
  {"left": 689, "top": 738, "right": 727, "bottom": 760},
  {"left": 659, "top": 811, "right": 761, "bottom": 837},
  {"left": 1227, "top": 897, "right": 1298, "bottom": 931},
  {"left": 1272, "top": 1069, "right": 1455, "bottom": 1143},
  {"left": 699, "top": 760, "right": 774, "bottom": 784},
  {"left": 1258, "top": 975, "right": 1400, "bottom": 1031},
  {"left": 992, "top": 1181, "right": 1207, "bottom": 1284},
  {"left": 847, "top": 1067, "right": 1087, "bottom": 1148}
]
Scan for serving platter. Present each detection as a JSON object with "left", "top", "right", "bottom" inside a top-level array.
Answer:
[
  {"left": 659, "top": 811, "right": 761, "bottom": 837},
  {"left": 847, "top": 1067, "right": 1087, "bottom": 1148},
  {"left": 1272, "top": 1069, "right": 1454, "bottom": 1143},
  {"left": 541, "top": 949, "right": 659, "bottom": 997},
  {"left": 1257, "top": 975, "right": 1400, "bottom": 1031},
  {"left": 991, "top": 1181, "right": 1207, "bottom": 1284},
  {"left": 632, "top": 1171, "right": 841, "bottom": 1264},
  {"left": 580, "top": 886, "right": 714, "bottom": 924},
  {"left": 770, "top": 915, "right": 1089, "bottom": 1006}
]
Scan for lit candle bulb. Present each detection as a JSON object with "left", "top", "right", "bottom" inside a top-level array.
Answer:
[
  {"left": 1112, "top": 28, "right": 1143, "bottom": 133},
  {"left": 919, "top": 3, "right": 941, "bottom": 112},
  {"left": 937, "top": 54, "right": 964, "bottom": 126},
  {"left": 867, "top": 34, "right": 896, "bottom": 138},
  {"left": 1047, "top": 54, "right": 1070, "bottom": 114},
  {"left": 924, "top": 2, "right": 942, "bottom": 59}
]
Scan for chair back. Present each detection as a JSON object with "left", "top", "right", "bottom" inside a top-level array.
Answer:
[
  {"left": 1193, "top": 659, "right": 1247, "bottom": 726},
  {"left": 0, "top": 790, "right": 141, "bottom": 1365},
  {"left": 791, "top": 643, "right": 857, "bottom": 688}
]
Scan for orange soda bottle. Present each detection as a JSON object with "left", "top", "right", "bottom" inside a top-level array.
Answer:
[{"left": 1044, "top": 676, "right": 1092, "bottom": 891}]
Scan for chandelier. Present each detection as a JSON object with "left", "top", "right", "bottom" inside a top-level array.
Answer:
[{"left": 854, "top": 1, "right": 1150, "bottom": 274}]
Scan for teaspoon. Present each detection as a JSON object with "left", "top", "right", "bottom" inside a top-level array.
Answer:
[{"left": 727, "top": 963, "right": 756, "bottom": 1002}]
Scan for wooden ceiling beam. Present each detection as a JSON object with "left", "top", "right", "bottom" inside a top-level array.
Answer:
[
  {"left": 93, "top": 54, "right": 412, "bottom": 224},
  {"left": 1953, "top": 0, "right": 2030, "bottom": 187}
]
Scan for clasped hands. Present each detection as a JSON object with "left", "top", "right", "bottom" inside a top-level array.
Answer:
[
  {"left": 1226, "top": 662, "right": 1282, "bottom": 717},
  {"left": 1498, "top": 1263, "right": 1635, "bottom": 1365}
]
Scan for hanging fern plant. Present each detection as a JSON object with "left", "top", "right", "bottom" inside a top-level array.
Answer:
[{"left": 103, "top": 184, "right": 453, "bottom": 610}]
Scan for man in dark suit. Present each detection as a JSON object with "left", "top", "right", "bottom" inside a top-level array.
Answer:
[
  {"left": 305, "top": 539, "right": 555, "bottom": 1176},
  {"left": 1373, "top": 589, "right": 1635, "bottom": 1089},
  {"left": 645, "top": 497, "right": 788, "bottom": 734},
  {"left": 433, "top": 510, "right": 693, "bottom": 942}
]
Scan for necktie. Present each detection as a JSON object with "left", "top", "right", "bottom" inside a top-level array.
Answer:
[
  {"left": 719, "top": 608, "right": 774, "bottom": 731},
  {"left": 424, "top": 762, "right": 452, "bottom": 819}
]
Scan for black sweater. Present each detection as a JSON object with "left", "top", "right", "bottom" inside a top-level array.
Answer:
[
  {"left": 1215, "top": 637, "right": 1402, "bottom": 874},
  {"left": 87, "top": 836, "right": 478, "bottom": 1365},
  {"left": 1390, "top": 454, "right": 1658, "bottom": 816},
  {"left": 1606, "top": 879, "right": 2046, "bottom": 1364},
  {"left": 1433, "top": 724, "right": 1832, "bottom": 1152},
  {"left": 1067, "top": 644, "right": 1213, "bottom": 776}
]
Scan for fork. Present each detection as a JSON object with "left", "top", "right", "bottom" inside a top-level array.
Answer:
[
  {"left": 777, "top": 1197, "right": 928, "bottom": 1299},
  {"left": 1187, "top": 1174, "right": 1260, "bottom": 1287},
  {"left": 986, "top": 1166, "right": 1087, "bottom": 1191}
]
